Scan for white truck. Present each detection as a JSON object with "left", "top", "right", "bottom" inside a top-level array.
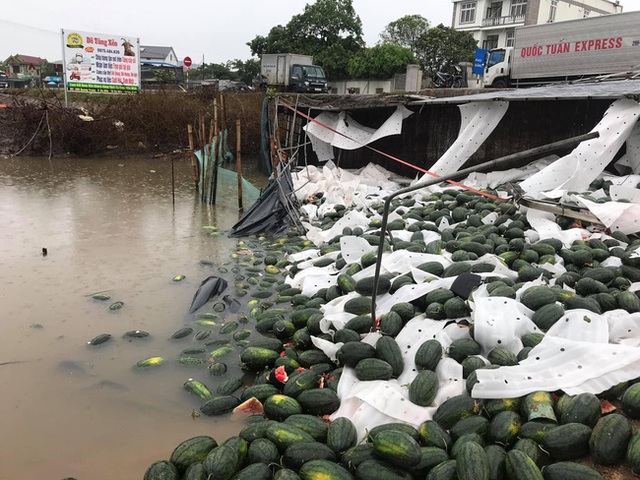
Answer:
[
  {"left": 260, "top": 53, "right": 329, "bottom": 93},
  {"left": 484, "top": 10, "right": 640, "bottom": 88}
]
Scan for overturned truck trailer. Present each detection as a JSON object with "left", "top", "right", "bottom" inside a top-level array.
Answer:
[{"left": 223, "top": 83, "right": 640, "bottom": 478}]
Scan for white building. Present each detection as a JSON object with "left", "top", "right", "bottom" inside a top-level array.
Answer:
[
  {"left": 139, "top": 45, "right": 179, "bottom": 67},
  {"left": 451, "top": 0, "right": 622, "bottom": 50}
]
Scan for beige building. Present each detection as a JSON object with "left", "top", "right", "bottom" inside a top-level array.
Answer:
[{"left": 451, "top": 0, "right": 623, "bottom": 50}]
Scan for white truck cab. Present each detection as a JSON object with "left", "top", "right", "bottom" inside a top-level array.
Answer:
[{"left": 484, "top": 47, "right": 513, "bottom": 88}]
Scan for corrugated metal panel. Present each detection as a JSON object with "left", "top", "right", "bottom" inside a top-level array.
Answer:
[
  {"left": 409, "top": 78, "right": 640, "bottom": 104},
  {"left": 512, "top": 11, "right": 640, "bottom": 79}
]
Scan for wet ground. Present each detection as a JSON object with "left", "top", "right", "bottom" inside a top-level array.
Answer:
[{"left": 0, "top": 155, "right": 267, "bottom": 479}]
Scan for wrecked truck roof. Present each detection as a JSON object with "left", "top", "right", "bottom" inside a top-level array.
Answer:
[{"left": 410, "top": 77, "right": 640, "bottom": 104}]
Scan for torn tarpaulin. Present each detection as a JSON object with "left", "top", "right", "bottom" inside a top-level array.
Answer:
[
  {"left": 229, "top": 163, "right": 302, "bottom": 238},
  {"left": 303, "top": 105, "right": 413, "bottom": 162},
  {"left": 188, "top": 276, "right": 228, "bottom": 314}
]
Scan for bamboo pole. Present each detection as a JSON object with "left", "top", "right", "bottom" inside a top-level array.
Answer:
[
  {"left": 269, "top": 98, "right": 278, "bottom": 178},
  {"left": 212, "top": 98, "right": 220, "bottom": 204},
  {"left": 187, "top": 124, "right": 198, "bottom": 187},
  {"left": 199, "top": 113, "right": 207, "bottom": 202},
  {"left": 236, "top": 119, "right": 243, "bottom": 212},
  {"left": 220, "top": 94, "right": 226, "bottom": 131},
  {"left": 208, "top": 119, "right": 215, "bottom": 148},
  {"left": 213, "top": 97, "right": 219, "bottom": 140},
  {"left": 171, "top": 155, "right": 175, "bottom": 206},
  {"left": 207, "top": 117, "right": 215, "bottom": 202}
]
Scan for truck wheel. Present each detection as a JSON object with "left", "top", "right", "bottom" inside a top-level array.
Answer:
[{"left": 492, "top": 78, "right": 508, "bottom": 88}]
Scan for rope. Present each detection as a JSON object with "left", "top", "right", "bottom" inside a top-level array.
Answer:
[
  {"left": 13, "top": 110, "right": 46, "bottom": 157},
  {"left": 279, "top": 100, "right": 507, "bottom": 203}
]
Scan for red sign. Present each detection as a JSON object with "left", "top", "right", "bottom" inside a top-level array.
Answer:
[{"left": 183, "top": 56, "right": 192, "bottom": 67}]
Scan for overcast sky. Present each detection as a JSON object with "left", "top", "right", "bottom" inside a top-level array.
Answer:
[
  {"left": 1, "top": 0, "right": 640, "bottom": 64},
  {"left": 0, "top": 0, "right": 451, "bottom": 63}
]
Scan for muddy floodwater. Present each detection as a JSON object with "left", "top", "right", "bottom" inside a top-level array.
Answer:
[{"left": 0, "top": 156, "right": 267, "bottom": 479}]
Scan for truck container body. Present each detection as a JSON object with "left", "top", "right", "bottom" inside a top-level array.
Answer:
[
  {"left": 484, "top": 10, "right": 640, "bottom": 87},
  {"left": 260, "top": 53, "right": 329, "bottom": 93}
]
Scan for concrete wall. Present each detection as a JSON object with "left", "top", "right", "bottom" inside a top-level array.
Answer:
[
  {"left": 330, "top": 79, "right": 393, "bottom": 95},
  {"left": 330, "top": 66, "right": 424, "bottom": 94}
]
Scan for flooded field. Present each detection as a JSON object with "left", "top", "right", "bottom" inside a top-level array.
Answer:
[{"left": 0, "top": 156, "right": 267, "bottom": 479}]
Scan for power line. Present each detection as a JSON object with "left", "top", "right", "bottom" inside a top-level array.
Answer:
[{"left": 0, "top": 17, "right": 58, "bottom": 35}]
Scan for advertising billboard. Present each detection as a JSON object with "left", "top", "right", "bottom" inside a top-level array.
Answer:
[{"left": 61, "top": 29, "right": 140, "bottom": 93}]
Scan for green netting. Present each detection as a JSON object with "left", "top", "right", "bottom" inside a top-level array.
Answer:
[{"left": 194, "top": 129, "right": 260, "bottom": 207}]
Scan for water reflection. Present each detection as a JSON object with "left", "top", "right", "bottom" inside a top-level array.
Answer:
[{"left": 0, "top": 156, "right": 266, "bottom": 480}]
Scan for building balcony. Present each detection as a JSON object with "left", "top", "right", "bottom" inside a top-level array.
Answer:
[{"left": 482, "top": 14, "right": 525, "bottom": 27}]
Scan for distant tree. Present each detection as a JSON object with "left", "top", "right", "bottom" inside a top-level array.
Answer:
[
  {"left": 247, "top": 26, "right": 295, "bottom": 58},
  {"left": 415, "top": 24, "right": 477, "bottom": 78},
  {"left": 195, "top": 62, "right": 234, "bottom": 80},
  {"left": 41, "top": 61, "right": 57, "bottom": 78},
  {"left": 348, "top": 43, "right": 416, "bottom": 79},
  {"left": 247, "top": 0, "right": 365, "bottom": 79},
  {"left": 154, "top": 69, "right": 176, "bottom": 84},
  {"left": 380, "top": 14, "right": 430, "bottom": 57},
  {"left": 229, "top": 58, "right": 261, "bottom": 86}
]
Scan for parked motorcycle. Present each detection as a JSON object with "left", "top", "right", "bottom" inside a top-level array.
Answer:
[{"left": 434, "top": 67, "right": 463, "bottom": 88}]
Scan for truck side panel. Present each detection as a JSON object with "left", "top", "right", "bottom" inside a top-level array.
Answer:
[
  {"left": 260, "top": 54, "right": 281, "bottom": 86},
  {"left": 260, "top": 53, "right": 314, "bottom": 88},
  {"left": 512, "top": 11, "right": 640, "bottom": 80}
]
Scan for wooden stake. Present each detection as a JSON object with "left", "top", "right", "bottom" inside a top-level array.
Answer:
[{"left": 236, "top": 119, "right": 243, "bottom": 212}]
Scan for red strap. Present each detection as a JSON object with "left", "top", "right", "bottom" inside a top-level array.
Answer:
[{"left": 279, "top": 100, "right": 507, "bottom": 202}]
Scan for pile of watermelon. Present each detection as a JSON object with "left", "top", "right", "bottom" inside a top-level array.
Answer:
[{"left": 143, "top": 174, "right": 640, "bottom": 479}]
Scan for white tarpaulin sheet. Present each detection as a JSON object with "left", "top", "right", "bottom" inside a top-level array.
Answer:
[
  {"left": 473, "top": 309, "right": 640, "bottom": 398},
  {"left": 304, "top": 105, "right": 413, "bottom": 161},
  {"left": 421, "top": 101, "right": 509, "bottom": 177},
  {"left": 520, "top": 98, "right": 640, "bottom": 194},
  {"left": 293, "top": 161, "right": 410, "bottom": 245},
  {"left": 614, "top": 120, "right": 640, "bottom": 174},
  {"left": 329, "top": 323, "right": 468, "bottom": 440}
]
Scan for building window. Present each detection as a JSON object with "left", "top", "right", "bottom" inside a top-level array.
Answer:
[
  {"left": 583, "top": 8, "right": 591, "bottom": 17},
  {"left": 548, "top": 0, "right": 558, "bottom": 22},
  {"left": 460, "top": 2, "right": 476, "bottom": 23},
  {"left": 506, "top": 30, "right": 515, "bottom": 47},
  {"left": 483, "top": 34, "right": 499, "bottom": 50},
  {"left": 486, "top": 2, "right": 502, "bottom": 19},
  {"left": 510, "top": 0, "right": 527, "bottom": 17}
]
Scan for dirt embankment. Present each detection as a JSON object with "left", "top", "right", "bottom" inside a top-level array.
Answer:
[{"left": 0, "top": 91, "right": 264, "bottom": 158}]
